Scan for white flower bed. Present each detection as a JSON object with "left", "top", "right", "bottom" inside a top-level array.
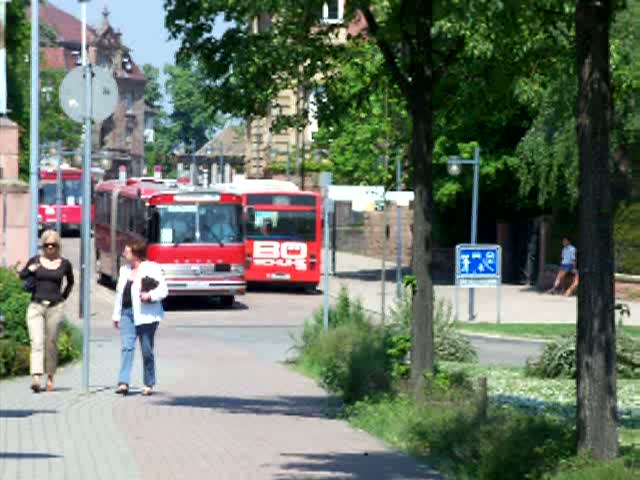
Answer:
[{"left": 441, "top": 362, "right": 640, "bottom": 426}]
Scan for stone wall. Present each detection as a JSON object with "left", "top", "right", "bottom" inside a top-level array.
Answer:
[{"left": 0, "top": 118, "right": 30, "bottom": 269}]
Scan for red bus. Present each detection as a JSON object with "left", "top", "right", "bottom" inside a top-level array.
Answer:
[
  {"left": 220, "top": 180, "right": 322, "bottom": 290},
  {"left": 94, "top": 177, "right": 246, "bottom": 307},
  {"left": 38, "top": 165, "right": 95, "bottom": 234}
]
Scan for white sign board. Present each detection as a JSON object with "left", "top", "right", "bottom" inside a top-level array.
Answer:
[{"left": 385, "top": 191, "right": 415, "bottom": 206}]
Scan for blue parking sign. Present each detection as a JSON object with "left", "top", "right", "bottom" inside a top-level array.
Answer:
[{"left": 456, "top": 244, "right": 501, "bottom": 287}]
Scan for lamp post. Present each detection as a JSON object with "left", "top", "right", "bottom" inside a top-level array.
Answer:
[{"left": 447, "top": 146, "right": 480, "bottom": 321}]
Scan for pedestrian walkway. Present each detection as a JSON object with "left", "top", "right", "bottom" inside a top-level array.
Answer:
[{"left": 329, "top": 251, "right": 640, "bottom": 325}]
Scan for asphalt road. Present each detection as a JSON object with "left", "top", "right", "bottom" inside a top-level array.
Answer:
[{"left": 62, "top": 237, "right": 544, "bottom": 367}]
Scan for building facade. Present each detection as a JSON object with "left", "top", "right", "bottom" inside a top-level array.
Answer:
[
  {"left": 39, "top": 4, "right": 147, "bottom": 177},
  {"left": 245, "top": 1, "right": 347, "bottom": 182}
]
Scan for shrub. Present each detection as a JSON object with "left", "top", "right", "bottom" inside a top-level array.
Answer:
[
  {"left": 295, "top": 286, "right": 368, "bottom": 357},
  {"left": 0, "top": 320, "right": 81, "bottom": 379},
  {"left": 58, "top": 321, "right": 82, "bottom": 365},
  {"left": 526, "top": 333, "right": 640, "bottom": 379},
  {"left": 0, "top": 266, "right": 25, "bottom": 304},
  {"left": 1, "top": 291, "right": 31, "bottom": 345},
  {"left": 614, "top": 203, "right": 640, "bottom": 274},
  {"left": 307, "top": 321, "right": 391, "bottom": 403},
  {"left": 543, "top": 454, "right": 639, "bottom": 480},
  {"left": 387, "top": 291, "right": 478, "bottom": 371}
]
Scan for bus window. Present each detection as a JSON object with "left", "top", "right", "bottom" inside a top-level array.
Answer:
[
  {"left": 155, "top": 204, "right": 242, "bottom": 245},
  {"left": 246, "top": 210, "right": 316, "bottom": 242},
  {"left": 39, "top": 183, "right": 57, "bottom": 205}
]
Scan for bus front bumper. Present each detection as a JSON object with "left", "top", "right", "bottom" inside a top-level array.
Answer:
[{"left": 166, "top": 278, "right": 247, "bottom": 297}]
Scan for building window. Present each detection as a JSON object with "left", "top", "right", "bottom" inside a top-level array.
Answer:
[
  {"left": 124, "top": 91, "right": 134, "bottom": 113},
  {"left": 126, "top": 126, "right": 134, "bottom": 148},
  {"left": 321, "top": 0, "right": 343, "bottom": 23}
]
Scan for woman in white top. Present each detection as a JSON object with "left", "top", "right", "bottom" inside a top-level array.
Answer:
[{"left": 112, "top": 240, "right": 168, "bottom": 396}]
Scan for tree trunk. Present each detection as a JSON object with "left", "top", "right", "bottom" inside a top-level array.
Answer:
[
  {"left": 409, "top": 6, "right": 435, "bottom": 397},
  {"left": 575, "top": 0, "right": 618, "bottom": 460}
]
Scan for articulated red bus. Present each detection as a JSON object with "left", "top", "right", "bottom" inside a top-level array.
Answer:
[
  {"left": 219, "top": 180, "right": 322, "bottom": 290},
  {"left": 94, "top": 177, "right": 246, "bottom": 307},
  {"left": 38, "top": 165, "right": 94, "bottom": 234}
]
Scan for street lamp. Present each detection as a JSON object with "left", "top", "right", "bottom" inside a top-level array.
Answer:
[{"left": 447, "top": 146, "right": 481, "bottom": 321}]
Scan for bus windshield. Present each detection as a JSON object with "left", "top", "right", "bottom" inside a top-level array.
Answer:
[
  {"left": 154, "top": 203, "right": 243, "bottom": 245},
  {"left": 246, "top": 210, "right": 316, "bottom": 242},
  {"left": 39, "top": 179, "right": 83, "bottom": 205}
]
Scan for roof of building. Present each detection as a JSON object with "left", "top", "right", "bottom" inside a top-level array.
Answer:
[
  {"left": 36, "top": 3, "right": 145, "bottom": 80},
  {"left": 196, "top": 127, "right": 246, "bottom": 158},
  {"left": 38, "top": 2, "right": 97, "bottom": 45}
]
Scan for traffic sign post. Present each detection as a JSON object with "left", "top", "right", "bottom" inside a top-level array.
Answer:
[
  {"left": 59, "top": 41, "right": 118, "bottom": 392},
  {"left": 319, "top": 172, "right": 333, "bottom": 331},
  {"left": 455, "top": 244, "right": 502, "bottom": 323}
]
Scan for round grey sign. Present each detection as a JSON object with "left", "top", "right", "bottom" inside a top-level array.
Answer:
[{"left": 59, "top": 66, "right": 119, "bottom": 123}]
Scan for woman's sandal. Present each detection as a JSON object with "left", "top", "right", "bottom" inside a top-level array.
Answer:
[
  {"left": 115, "top": 384, "right": 129, "bottom": 396},
  {"left": 30, "top": 383, "right": 41, "bottom": 394},
  {"left": 142, "top": 387, "right": 153, "bottom": 396}
]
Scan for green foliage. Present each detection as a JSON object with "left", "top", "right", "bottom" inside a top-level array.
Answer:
[
  {"left": 311, "top": 323, "right": 391, "bottom": 404},
  {"left": 295, "top": 288, "right": 389, "bottom": 403},
  {"left": 543, "top": 454, "right": 640, "bottom": 480},
  {"left": 1, "top": 292, "right": 31, "bottom": 345},
  {"left": 164, "top": 63, "right": 225, "bottom": 147},
  {"left": 142, "top": 64, "right": 164, "bottom": 108},
  {"left": 0, "top": 320, "right": 81, "bottom": 379},
  {"left": 526, "top": 333, "right": 640, "bottom": 379},
  {"left": 347, "top": 393, "right": 583, "bottom": 480},
  {"left": 388, "top": 291, "right": 478, "bottom": 367},
  {"left": 57, "top": 321, "right": 82, "bottom": 365},
  {"left": 0, "top": 268, "right": 81, "bottom": 378},
  {"left": 0, "top": 267, "right": 31, "bottom": 345},
  {"left": 516, "top": 1, "right": 640, "bottom": 211},
  {"left": 6, "top": 0, "right": 31, "bottom": 178},
  {"left": 614, "top": 203, "right": 640, "bottom": 274}
]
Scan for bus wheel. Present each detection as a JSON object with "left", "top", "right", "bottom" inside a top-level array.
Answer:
[{"left": 220, "top": 295, "right": 235, "bottom": 309}]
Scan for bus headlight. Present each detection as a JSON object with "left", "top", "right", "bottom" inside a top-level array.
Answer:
[{"left": 231, "top": 264, "right": 244, "bottom": 275}]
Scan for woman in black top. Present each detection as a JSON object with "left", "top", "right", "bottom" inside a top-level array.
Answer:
[{"left": 19, "top": 230, "right": 74, "bottom": 393}]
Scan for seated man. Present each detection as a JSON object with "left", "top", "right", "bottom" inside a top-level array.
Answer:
[{"left": 548, "top": 236, "right": 577, "bottom": 295}]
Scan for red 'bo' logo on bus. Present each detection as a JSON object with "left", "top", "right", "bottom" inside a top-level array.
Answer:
[{"left": 253, "top": 241, "right": 308, "bottom": 271}]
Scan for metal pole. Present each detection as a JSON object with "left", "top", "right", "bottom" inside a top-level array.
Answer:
[
  {"left": 28, "top": 0, "right": 40, "bottom": 256},
  {"left": 2, "top": 190, "right": 7, "bottom": 268},
  {"left": 219, "top": 144, "right": 224, "bottom": 183},
  {"left": 0, "top": 0, "right": 10, "bottom": 115},
  {"left": 396, "top": 151, "right": 403, "bottom": 299},
  {"left": 331, "top": 207, "right": 336, "bottom": 275},
  {"left": 80, "top": 0, "right": 92, "bottom": 393},
  {"left": 469, "top": 146, "right": 480, "bottom": 321},
  {"left": 323, "top": 196, "right": 330, "bottom": 331},
  {"left": 286, "top": 143, "right": 291, "bottom": 180},
  {"left": 55, "top": 140, "right": 63, "bottom": 236}
]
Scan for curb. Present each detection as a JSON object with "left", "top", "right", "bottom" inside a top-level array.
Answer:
[
  {"left": 328, "top": 289, "right": 550, "bottom": 345},
  {"left": 616, "top": 273, "right": 640, "bottom": 284},
  {"left": 459, "top": 332, "right": 549, "bottom": 344}
]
